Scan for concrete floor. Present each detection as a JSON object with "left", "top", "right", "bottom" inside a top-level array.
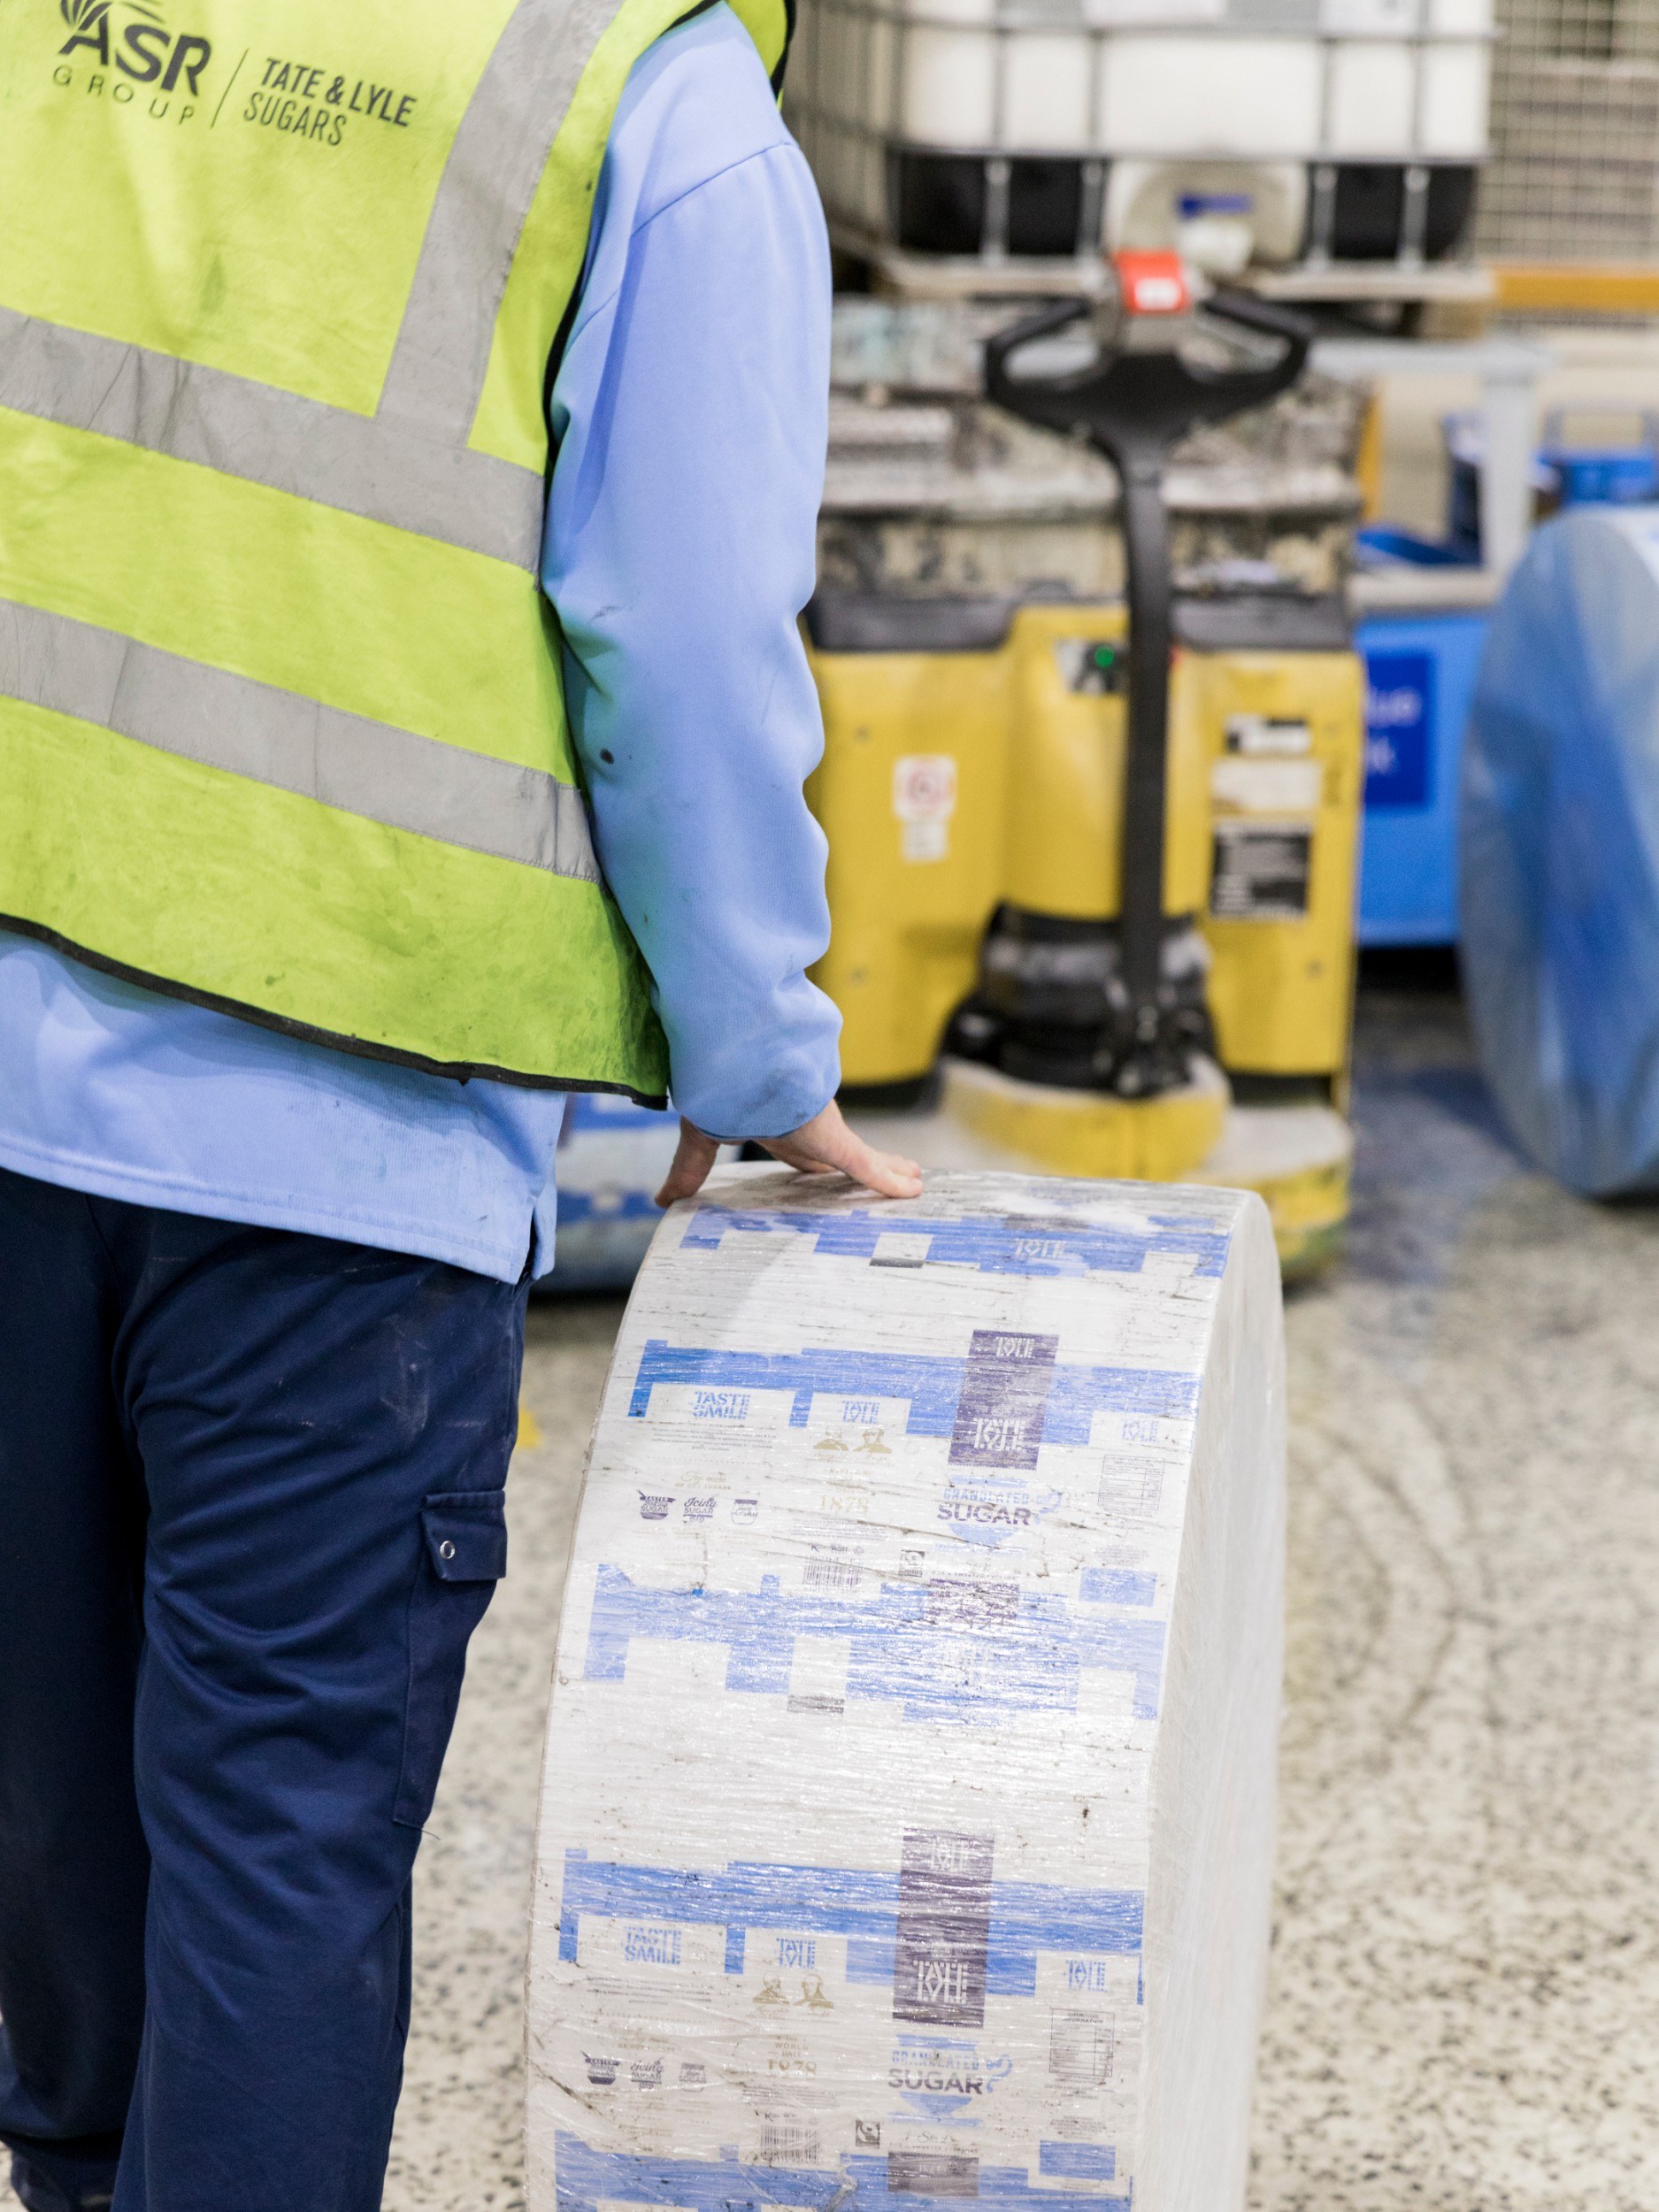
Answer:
[
  {"left": 1252, "top": 972, "right": 1659, "bottom": 2209},
  {"left": 379, "top": 966, "right": 1659, "bottom": 2211}
]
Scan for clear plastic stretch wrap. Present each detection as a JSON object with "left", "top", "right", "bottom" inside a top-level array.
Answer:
[
  {"left": 1463, "top": 506, "right": 1659, "bottom": 1194},
  {"left": 526, "top": 1168, "right": 1286, "bottom": 2212}
]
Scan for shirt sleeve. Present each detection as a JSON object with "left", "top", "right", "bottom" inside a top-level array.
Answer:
[{"left": 541, "top": 76, "right": 842, "bottom": 1140}]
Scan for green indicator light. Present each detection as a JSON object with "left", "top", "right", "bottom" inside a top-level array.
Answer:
[{"left": 1093, "top": 645, "right": 1116, "bottom": 668}]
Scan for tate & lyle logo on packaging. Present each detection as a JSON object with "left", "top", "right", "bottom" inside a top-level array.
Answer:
[
  {"left": 939, "top": 1329, "right": 1063, "bottom": 1543},
  {"left": 54, "top": 0, "right": 214, "bottom": 116},
  {"left": 949, "top": 1331, "right": 1057, "bottom": 1471},
  {"left": 893, "top": 1830, "right": 994, "bottom": 2030}
]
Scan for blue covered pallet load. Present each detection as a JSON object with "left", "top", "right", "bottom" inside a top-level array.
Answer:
[{"left": 1463, "top": 505, "right": 1659, "bottom": 1194}]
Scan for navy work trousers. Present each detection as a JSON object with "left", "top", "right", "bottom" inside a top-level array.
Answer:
[{"left": 0, "top": 1165, "right": 529, "bottom": 2212}]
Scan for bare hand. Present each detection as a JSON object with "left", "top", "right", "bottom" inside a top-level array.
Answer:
[{"left": 655, "top": 1100, "right": 924, "bottom": 1208}]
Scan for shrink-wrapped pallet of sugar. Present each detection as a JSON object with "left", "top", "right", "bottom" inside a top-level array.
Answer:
[{"left": 526, "top": 1168, "right": 1285, "bottom": 2212}]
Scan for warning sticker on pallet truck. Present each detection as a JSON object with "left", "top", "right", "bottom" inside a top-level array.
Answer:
[
  {"left": 1210, "top": 820, "right": 1312, "bottom": 920},
  {"left": 526, "top": 1166, "right": 1286, "bottom": 2212}
]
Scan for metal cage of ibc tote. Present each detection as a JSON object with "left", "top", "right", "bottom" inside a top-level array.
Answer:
[{"left": 1478, "top": 0, "right": 1659, "bottom": 260}]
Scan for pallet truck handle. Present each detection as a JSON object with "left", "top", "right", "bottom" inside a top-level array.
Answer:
[
  {"left": 982, "top": 289, "right": 1314, "bottom": 456},
  {"left": 981, "top": 297, "right": 1093, "bottom": 409},
  {"left": 1201, "top": 290, "right": 1315, "bottom": 396},
  {"left": 978, "top": 282, "right": 1317, "bottom": 1098}
]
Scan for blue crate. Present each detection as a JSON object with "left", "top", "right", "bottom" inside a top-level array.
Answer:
[
  {"left": 1546, "top": 445, "right": 1659, "bottom": 505},
  {"left": 1356, "top": 608, "right": 1491, "bottom": 947},
  {"left": 1539, "top": 406, "right": 1659, "bottom": 511}
]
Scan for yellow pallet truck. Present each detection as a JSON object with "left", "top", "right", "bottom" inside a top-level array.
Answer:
[{"left": 808, "top": 262, "right": 1364, "bottom": 1272}]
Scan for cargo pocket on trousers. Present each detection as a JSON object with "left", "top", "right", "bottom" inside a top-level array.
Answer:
[{"left": 394, "top": 1490, "right": 509, "bottom": 1829}]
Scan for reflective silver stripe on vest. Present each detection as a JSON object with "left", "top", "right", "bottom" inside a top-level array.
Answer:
[
  {"left": 0, "top": 307, "right": 548, "bottom": 569},
  {"left": 0, "top": 598, "right": 600, "bottom": 883},
  {"left": 381, "top": 0, "right": 624, "bottom": 446},
  {"left": 0, "top": 0, "right": 626, "bottom": 566}
]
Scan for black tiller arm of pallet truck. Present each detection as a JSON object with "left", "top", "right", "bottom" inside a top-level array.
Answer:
[
  {"left": 982, "top": 293, "right": 1313, "bottom": 1090},
  {"left": 981, "top": 293, "right": 1313, "bottom": 457}
]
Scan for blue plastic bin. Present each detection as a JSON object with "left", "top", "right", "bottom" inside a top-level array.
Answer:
[
  {"left": 1356, "top": 608, "right": 1491, "bottom": 945},
  {"left": 1539, "top": 406, "right": 1659, "bottom": 509}
]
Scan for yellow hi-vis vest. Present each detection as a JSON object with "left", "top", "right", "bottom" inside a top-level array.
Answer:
[{"left": 0, "top": 0, "right": 787, "bottom": 1098}]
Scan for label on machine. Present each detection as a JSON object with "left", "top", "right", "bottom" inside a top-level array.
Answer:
[
  {"left": 1210, "top": 820, "right": 1312, "bottom": 921},
  {"left": 1224, "top": 714, "right": 1312, "bottom": 757},
  {"left": 892, "top": 755, "right": 958, "bottom": 864},
  {"left": 1210, "top": 757, "right": 1323, "bottom": 815}
]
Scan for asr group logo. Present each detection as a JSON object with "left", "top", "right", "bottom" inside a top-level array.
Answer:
[
  {"left": 44, "top": 0, "right": 425, "bottom": 147},
  {"left": 56, "top": 0, "right": 212, "bottom": 106}
]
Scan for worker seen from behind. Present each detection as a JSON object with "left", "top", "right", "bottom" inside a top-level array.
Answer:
[{"left": 0, "top": 1, "right": 921, "bottom": 2205}]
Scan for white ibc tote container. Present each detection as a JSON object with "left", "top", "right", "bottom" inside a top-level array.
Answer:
[
  {"left": 785, "top": 0, "right": 1491, "bottom": 273},
  {"left": 526, "top": 1168, "right": 1287, "bottom": 2212}
]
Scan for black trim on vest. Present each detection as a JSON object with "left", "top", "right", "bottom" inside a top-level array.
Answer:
[
  {"left": 771, "top": 0, "right": 797, "bottom": 93},
  {"left": 542, "top": 285, "right": 584, "bottom": 469},
  {"left": 0, "top": 914, "right": 670, "bottom": 1108}
]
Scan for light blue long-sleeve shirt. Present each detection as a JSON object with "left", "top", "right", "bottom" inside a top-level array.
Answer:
[{"left": 0, "top": 7, "right": 841, "bottom": 1284}]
